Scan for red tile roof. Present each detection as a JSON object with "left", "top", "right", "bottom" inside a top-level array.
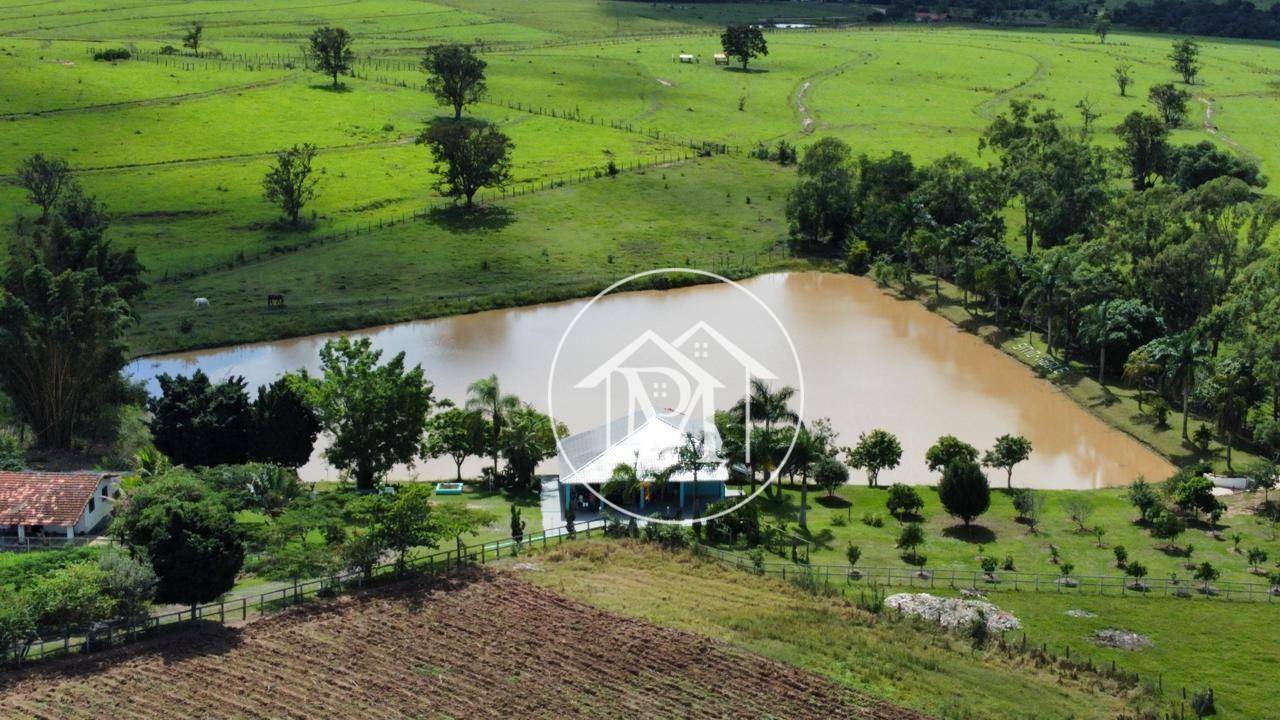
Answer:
[{"left": 0, "top": 472, "right": 104, "bottom": 527}]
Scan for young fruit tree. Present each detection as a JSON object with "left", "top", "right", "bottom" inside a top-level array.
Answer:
[
  {"left": 307, "top": 26, "right": 354, "bottom": 88},
  {"left": 720, "top": 24, "right": 768, "bottom": 70},
  {"left": 847, "top": 428, "right": 902, "bottom": 487},
  {"left": 421, "top": 44, "right": 487, "bottom": 120},
  {"left": 982, "top": 434, "right": 1032, "bottom": 489},
  {"left": 262, "top": 143, "right": 319, "bottom": 227},
  {"left": 938, "top": 460, "right": 991, "bottom": 528},
  {"left": 419, "top": 119, "right": 513, "bottom": 208}
]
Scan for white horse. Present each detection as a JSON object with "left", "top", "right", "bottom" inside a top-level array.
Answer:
[{"left": 193, "top": 297, "right": 210, "bottom": 309}]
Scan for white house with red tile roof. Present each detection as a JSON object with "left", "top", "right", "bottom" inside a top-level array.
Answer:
[{"left": 0, "top": 471, "right": 120, "bottom": 542}]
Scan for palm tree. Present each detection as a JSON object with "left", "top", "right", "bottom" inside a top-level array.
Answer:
[
  {"left": 1138, "top": 331, "right": 1211, "bottom": 441},
  {"left": 1207, "top": 357, "right": 1263, "bottom": 472},
  {"left": 1020, "top": 251, "right": 1069, "bottom": 357},
  {"left": 662, "top": 432, "right": 720, "bottom": 516},
  {"left": 466, "top": 374, "right": 520, "bottom": 488},
  {"left": 736, "top": 378, "right": 799, "bottom": 498}
]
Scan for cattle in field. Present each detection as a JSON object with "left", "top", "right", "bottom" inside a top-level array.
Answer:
[
  {"left": 267, "top": 293, "right": 285, "bottom": 308},
  {"left": 193, "top": 297, "right": 210, "bottom": 309}
]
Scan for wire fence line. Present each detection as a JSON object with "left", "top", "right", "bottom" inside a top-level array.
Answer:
[
  {"left": 5, "top": 519, "right": 610, "bottom": 669},
  {"left": 692, "top": 543, "right": 1280, "bottom": 604}
]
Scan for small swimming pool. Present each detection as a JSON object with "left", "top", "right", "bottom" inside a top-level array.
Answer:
[{"left": 435, "top": 482, "right": 464, "bottom": 495}]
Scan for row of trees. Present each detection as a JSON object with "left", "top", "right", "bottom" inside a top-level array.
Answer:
[
  {"left": 148, "top": 340, "right": 563, "bottom": 493},
  {"left": 784, "top": 89, "right": 1280, "bottom": 470}
]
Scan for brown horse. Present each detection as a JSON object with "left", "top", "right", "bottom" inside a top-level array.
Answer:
[{"left": 266, "top": 293, "right": 285, "bottom": 308}]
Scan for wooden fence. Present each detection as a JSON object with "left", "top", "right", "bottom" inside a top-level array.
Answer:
[{"left": 5, "top": 519, "right": 608, "bottom": 668}]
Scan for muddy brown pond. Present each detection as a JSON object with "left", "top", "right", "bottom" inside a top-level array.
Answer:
[{"left": 129, "top": 272, "right": 1173, "bottom": 488}]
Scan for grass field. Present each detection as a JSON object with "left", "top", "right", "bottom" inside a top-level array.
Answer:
[
  {"left": 4, "top": 3, "right": 1280, "bottom": 359},
  {"left": 519, "top": 540, "right": 1163, "bottom": 719},
  {"left": 750, "top": 482, "right": 1280, "bottom": 586}
]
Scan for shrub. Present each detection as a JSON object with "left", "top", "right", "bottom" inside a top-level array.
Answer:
[
  {"left": 93, "top": 47, "right": 132, "bottom": 61},
  {"left": 937, "top": 460, "right": 990, "bottom": 527},
  {"left": 0, "top": 589, "right": 35, "bottom": 662},
  {"left": 845, "top": 543, "right": 861, "bottom": 567},
  {"left": 1001, "top": 554, "right": 1015, "bottom": 571},
  {"left": 1126, "top": 477, "right": 1161, "bottom": 523},
  {"left": 1190, "top": 688, "right": 1215, "bottom": 718},
  {"left": 96, "top": 549, "right": 157, "bottom": 620},
  {"left": 703, "top": 499, "right": 761, "bottom": 545},
  {"left": 24, "top": 562, "right": 116, "bottom": 633},
  {"left": 980, "top": 556, "right": 998, "bottom": 574},
  {"left": 861, "top": 512, "right": 884, "bottom": 528},
  {"left": 1113, "top": 545, "right": 1128, "bottom": 567},
  {"left": 843, "top": 239, "right": 872, "bottom": 274},
  {"left": 896, "top": 522, "right": 924, "bottom": 560},
  {"left": 0, "top": 430, "right": 24, "bottom": 471},
  {"left": 885, "top": 483, "right": 923, "bottom": 519}
]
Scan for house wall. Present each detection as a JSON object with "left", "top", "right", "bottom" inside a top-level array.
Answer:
[{"left": 73, "top": 477, "right": 117, "bottom": 534}]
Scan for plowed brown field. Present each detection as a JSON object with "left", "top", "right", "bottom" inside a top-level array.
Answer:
[{"left": 0, "top": 569, "right": 932, "bottom": 719}]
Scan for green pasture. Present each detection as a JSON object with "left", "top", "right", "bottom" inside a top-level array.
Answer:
[
  {"left": 128, "top": 155, "right": 797, "bottom": 354},
  {"left": 2, "top": 4, "right": 1280, "bottom": 360}
]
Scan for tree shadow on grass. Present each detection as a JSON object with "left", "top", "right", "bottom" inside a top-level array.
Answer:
[
  {"left": 722, "top": 66, "right": 770, "bottom": 74},
  {"left": 815, "top": 495, "right": 851, "bottom": 509},
  {"left": 427, "top": 204, "right": 515, "bottom": 232},
  {"left": 309, "top": 82, "right": 353, "bottom": 93},
  {"left": 941, "top": 524, "right": 997, "bottom": 544}
]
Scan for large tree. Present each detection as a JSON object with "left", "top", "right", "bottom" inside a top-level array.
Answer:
[
  {"left": 296, "top": 337, "right": 434, "bottom": 491},
  {"left": 1134, "top": 331, "right": 1211, "bottom": 440},
  {"left": 720, "top": 24, "right": 768, "bottom": 70},
  {"left": 0, "top": 188, "right": 142, "bottom": 448},
  {"left": 421, "top": 44, "right": 487, "bottom": 120},
  {"left": 262, "top": 143, "right": 319, "bottom": 227},
  {"left": 979, "top": 100, "right": 1063, "bottom": 253},
  {"left": 1169, "top": 141, "right": 1267, "bottom": 191},
  {"left": 1115, "top": 111, "right": 1171, "bottom": 191},
  {"left": 1204, "top": 357, "right": 1264, "bottom": 472},
  {"left": 1149, "top": 83, "right": 1192, "bottom": 127},
  {"left": 111, "top": 472, "right": 244, "bottom": 609},
  {"left": 149, "top": 370, "right": 255, "bottom": 468},
  {"left": 419, "top": 119, "right": 513, "bottom": 207},
  {"left": 15, "top": 154, "right": 76, "bottom": 222},
  {"left": 424, "top": 406, "right": 488, "bottom": 481},
  {"left": 785, "top": 137, "right": 855, "bottom": 255},
  {"left": 1079, "top": 299, "right": 1163, "bottom": 385},
  {"left": 307, "top": 26, "right": 354, "bottom": 88},
  {"left": 1169, "top": 38, "right": 1200, "bottom": 84},
  {"left": 251, "top": 376, "right": 320, "bottom": 468},
  {"left": 182, "top": 21, "right": 204, "bottom": 54}
]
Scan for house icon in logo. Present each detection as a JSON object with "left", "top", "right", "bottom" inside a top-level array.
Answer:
[{"left": 574, "top": 322, "right": 777, "bottom": 450}]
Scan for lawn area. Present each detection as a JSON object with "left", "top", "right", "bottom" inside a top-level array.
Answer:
[
  {"left": 516, "top": 539, "right": 1162, "bottom": 719},
  {"left": 747, "top": 482, "right": 1280, "bottom": 586},
  {"left": 962, "top": 590, "right": 1280, "bottom": 718}
]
